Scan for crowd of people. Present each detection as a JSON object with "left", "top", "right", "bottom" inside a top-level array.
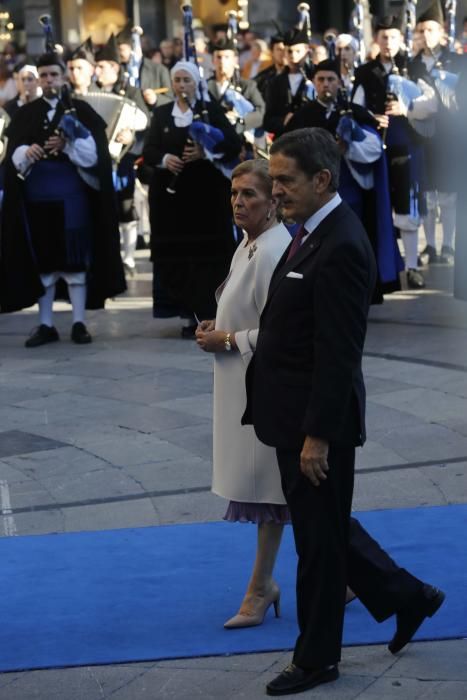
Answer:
[{"left": 0, "top": 1, "right": 464, "bottom": 695}]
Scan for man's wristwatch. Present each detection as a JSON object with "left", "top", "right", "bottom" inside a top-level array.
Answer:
[{"left": 224, "top": 333, "right": 232, "bottom": 352}]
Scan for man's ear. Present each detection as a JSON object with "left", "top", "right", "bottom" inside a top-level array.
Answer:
[{"left": 315, "top": 169, "right": 332, "bottom": 193}]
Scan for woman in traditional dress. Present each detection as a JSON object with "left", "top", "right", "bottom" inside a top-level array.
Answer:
[
  {"left": 196, "top": 159, "right": 291, "bottom": 627},
  {"left": 143, "top": 61, "right": 241, "bottom": 337}
]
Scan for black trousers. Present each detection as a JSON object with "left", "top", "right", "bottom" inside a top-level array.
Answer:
[{"left": 276, "top": 445, "right": 423, "bottom": 669}]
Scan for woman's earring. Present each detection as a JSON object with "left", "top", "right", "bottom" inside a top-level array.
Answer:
[{"left": 266, "top": 209, "right": 271, "bottom": 220}]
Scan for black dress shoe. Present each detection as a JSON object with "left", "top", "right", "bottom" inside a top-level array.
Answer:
[
  {"left": 420, "top": 245, "right": 438, "bottom": 265},
  {"left": 25, "top": 324, "right": 60, "bottom": 348},
  {"left": 388, "top": 585, "right": 445, "bottom": 654},
  {"left": 71, "top": 322, "right": 92, "bottom": 344},
  {"left": 266, "top": 663, "right": 339, "bottom": 696}
]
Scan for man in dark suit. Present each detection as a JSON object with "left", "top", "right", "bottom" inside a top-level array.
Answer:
[{"left": 243, "top": 128, "right": 445, "bottom": 696}]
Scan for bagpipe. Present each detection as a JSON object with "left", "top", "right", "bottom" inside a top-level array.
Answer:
[
  {"left": 18, "top": 16, "right": 91, "bottom": 180},
  {"left": 297, "top": 2, "right": 316, "bottom": 102},
  {"left": 166, "top": 0, "right": 225, "bottom": 193},
  {"left": 126, "top": 25, "right": 143, "bottom": 87},
  {"left": 350, "top": 0, "right": 365, "bottom": 67},
  {"left": 220, "top": 9, "right": 255, "bottom": 126}
]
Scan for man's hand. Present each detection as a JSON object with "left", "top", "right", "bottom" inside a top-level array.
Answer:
[
  {"left": 385, "top": 100, "right": 407, "bottom": 118},
  {"left": 44, "top": 134, "right": 66, "bottom": 155},
  {"left": 26, "top": 143, "right": 45, "bottom": 161},
  {"left": 143, "top": 88, "right": 157, "bottom": 106},
  {"left": 374, "top": 113, "right": 389, "bottom": 130},
  {"left": 300, "top": 436, "right": 329, "bottom": 487},
  {"left": 165, "top": 154, "right": 184, "bottom": 174}
]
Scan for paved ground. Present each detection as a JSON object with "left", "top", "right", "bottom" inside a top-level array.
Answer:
[{"left": 1, "top": 249, "right": 467, "bottom": 699}]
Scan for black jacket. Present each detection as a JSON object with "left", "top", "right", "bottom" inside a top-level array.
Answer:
[
  {"left": 243, "top": 201, "right": 377, "bottom": 449},
  {"left": 264, "top": 66, "right": 314, "bottom": 136},
  {"left": 352, "top": 52, "right": 408, "bottom": 114}
]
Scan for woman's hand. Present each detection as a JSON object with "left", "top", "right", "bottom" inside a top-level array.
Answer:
[
  {"left": 182, "top": 142, "right": 204, "bottom": 162},
  {"left": 198, "top": 319, "right": 215, "bottom": 332},
  {"left": 165, "top": 154, "right": 184, "bottom": 174},
  {"left": 196, "top": 329, "right": 234, "bottom": 353}
]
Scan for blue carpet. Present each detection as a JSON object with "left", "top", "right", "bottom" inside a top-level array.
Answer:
[{"left": 0, "top": 504, "right": 466, "bottom": 672}]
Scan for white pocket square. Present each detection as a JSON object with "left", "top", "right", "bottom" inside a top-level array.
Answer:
[{"left": 286, "top": 271, "right": 303, "bottom": 279}]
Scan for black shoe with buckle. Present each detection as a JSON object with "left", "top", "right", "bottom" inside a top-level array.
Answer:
[
  {"left": 407, "top": 268, "right": 426, "bottom": 289},
  {"left": 388, "top": 585, "right": 446, "bottom": 655},
  {"left": 420, "top": 245, "right": 438, "bottom": 264},
  {"left": 266, "top": 663, "right": 339, "bottom": 696},
  {"left": 71, "top": 322, "right": 92, "bottom": 344},
  {"left": 25, "top": 324, "right": 60, "bottom": 348}
]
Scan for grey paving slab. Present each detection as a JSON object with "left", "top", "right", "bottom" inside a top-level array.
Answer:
[
  {"left": 123, "top": 457, "right": 212, "bottom": 492},
  {"left": 61, "top": 498, "right": 159, "bottom": 532},
  {"left": 373, "top": 423, "right": 467, "bottom": 463},
  {"left": 151, "top": 490, "right": 225, "bottom": 525},
  {"left": 0, "top": 430, "right": 67, "bottom": 459},
  {"left": 369, "top": 388, "right": 467, "bottom": 425},
  {"left": 352, "top": 468, "right": 453, "bottom": 511}
]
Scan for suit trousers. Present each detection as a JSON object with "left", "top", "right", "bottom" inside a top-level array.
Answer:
[
  {"left": 276, "top": 448, "right": 424, "bottom": 670},
  {"left": 276, "top": 444, "right": 355, "bottom": 669}
]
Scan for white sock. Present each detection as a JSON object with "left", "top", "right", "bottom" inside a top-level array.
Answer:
[
  {"left": 121, "top": 221, "right": 138, "bottom": 267},
  {"left": 440, "top": 202, "right": 456, "bottom": 250},
  {"left": 400, "top": 229, "right": 419, "bottom": 270},
  {"left": 68, "top": 284, "right": 86, "bottom": 324},
  {"left": 38, "top": 284, "right": 55, "bottom": 327},
  {"left": 423, "top": 209, "right": 437, "bottom": 249}
]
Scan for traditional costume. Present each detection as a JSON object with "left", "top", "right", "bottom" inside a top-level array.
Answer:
[
  {"left": 143, "top": 61, "right": 241, "bottom": 330},
  {"left": 287, "top": 60, "right": 403, "bottom": 302},
  {"left": 263, "top": 26, "right": 315, "bottom": 137},
  {"left": 352, "top": 14, "right": 437, "bottom": 289},
  {"left": 94, "top": 34, "right": 150, "bottom": 274},
  {"left": 0, "top": 40, "right": 125, "bottom": 345},
  {"left": 409, "top": 0, "right": 465, "bottom": 264},
  {"left": 207, "top": 37, "right": 265, "bottom": 158}
]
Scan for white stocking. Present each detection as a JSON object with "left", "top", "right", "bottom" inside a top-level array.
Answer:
[
  {"left": 38, "top": 283, "right": 55, "bottom": 327},
  {"left": 121, "top": 221, "right": 138, "bottom": 268},
  {"left": 400, "top": 229, "right": 419, "bottom": 270},
  {"left": 68, "top": 283, "right": 86, "bottom": 324},
  {"left": 439, "top": 193, "right": 457, "bottom": 250}
]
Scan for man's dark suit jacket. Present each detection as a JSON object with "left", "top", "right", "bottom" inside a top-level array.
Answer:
[{"left": 243, "top": 201, "right": 377, "bottom": 450}]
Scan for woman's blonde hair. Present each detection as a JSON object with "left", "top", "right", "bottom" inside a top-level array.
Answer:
[{"left": 231, "top": 159, "right": 273, "bottom": 197}]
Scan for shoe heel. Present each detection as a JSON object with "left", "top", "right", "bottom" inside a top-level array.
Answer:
[{"left": 273, "top": 596, "right": 281, "bottom": 618}]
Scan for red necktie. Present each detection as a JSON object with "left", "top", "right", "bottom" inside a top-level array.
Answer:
[{"left": 286, "top": 225, "right": 307, "bottom": 261}]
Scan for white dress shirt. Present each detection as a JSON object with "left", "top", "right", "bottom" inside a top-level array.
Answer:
[{"left": 301, "top": 193, "right": 342, "bottom": 244}]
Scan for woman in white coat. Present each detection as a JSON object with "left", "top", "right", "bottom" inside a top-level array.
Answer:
[{"left": 196, "top": 159, "right": 292, "bottom": 628}]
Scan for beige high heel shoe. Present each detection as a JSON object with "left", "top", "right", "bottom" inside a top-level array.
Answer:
[{"left": 224, "top": 584, "right": 281, "bottom": 629}]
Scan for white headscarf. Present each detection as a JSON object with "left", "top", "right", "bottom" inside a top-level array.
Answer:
[
  {"left": 18, "top": 64, "right": 39, "bottom": 79},
  {"left": 170, "top": 60, "right": 210, "bottom": 103},
  {"left": 336, "top": 34, "right": 359, "bottom": 54}
]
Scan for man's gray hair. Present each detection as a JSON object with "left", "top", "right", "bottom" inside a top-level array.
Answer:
[{"left": 270, "top": 127, "right": 340, "bottom": 191}]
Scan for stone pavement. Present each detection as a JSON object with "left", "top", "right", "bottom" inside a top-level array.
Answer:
[{"left": 0, "top": 251, "right": 467, "bottom": 699}]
